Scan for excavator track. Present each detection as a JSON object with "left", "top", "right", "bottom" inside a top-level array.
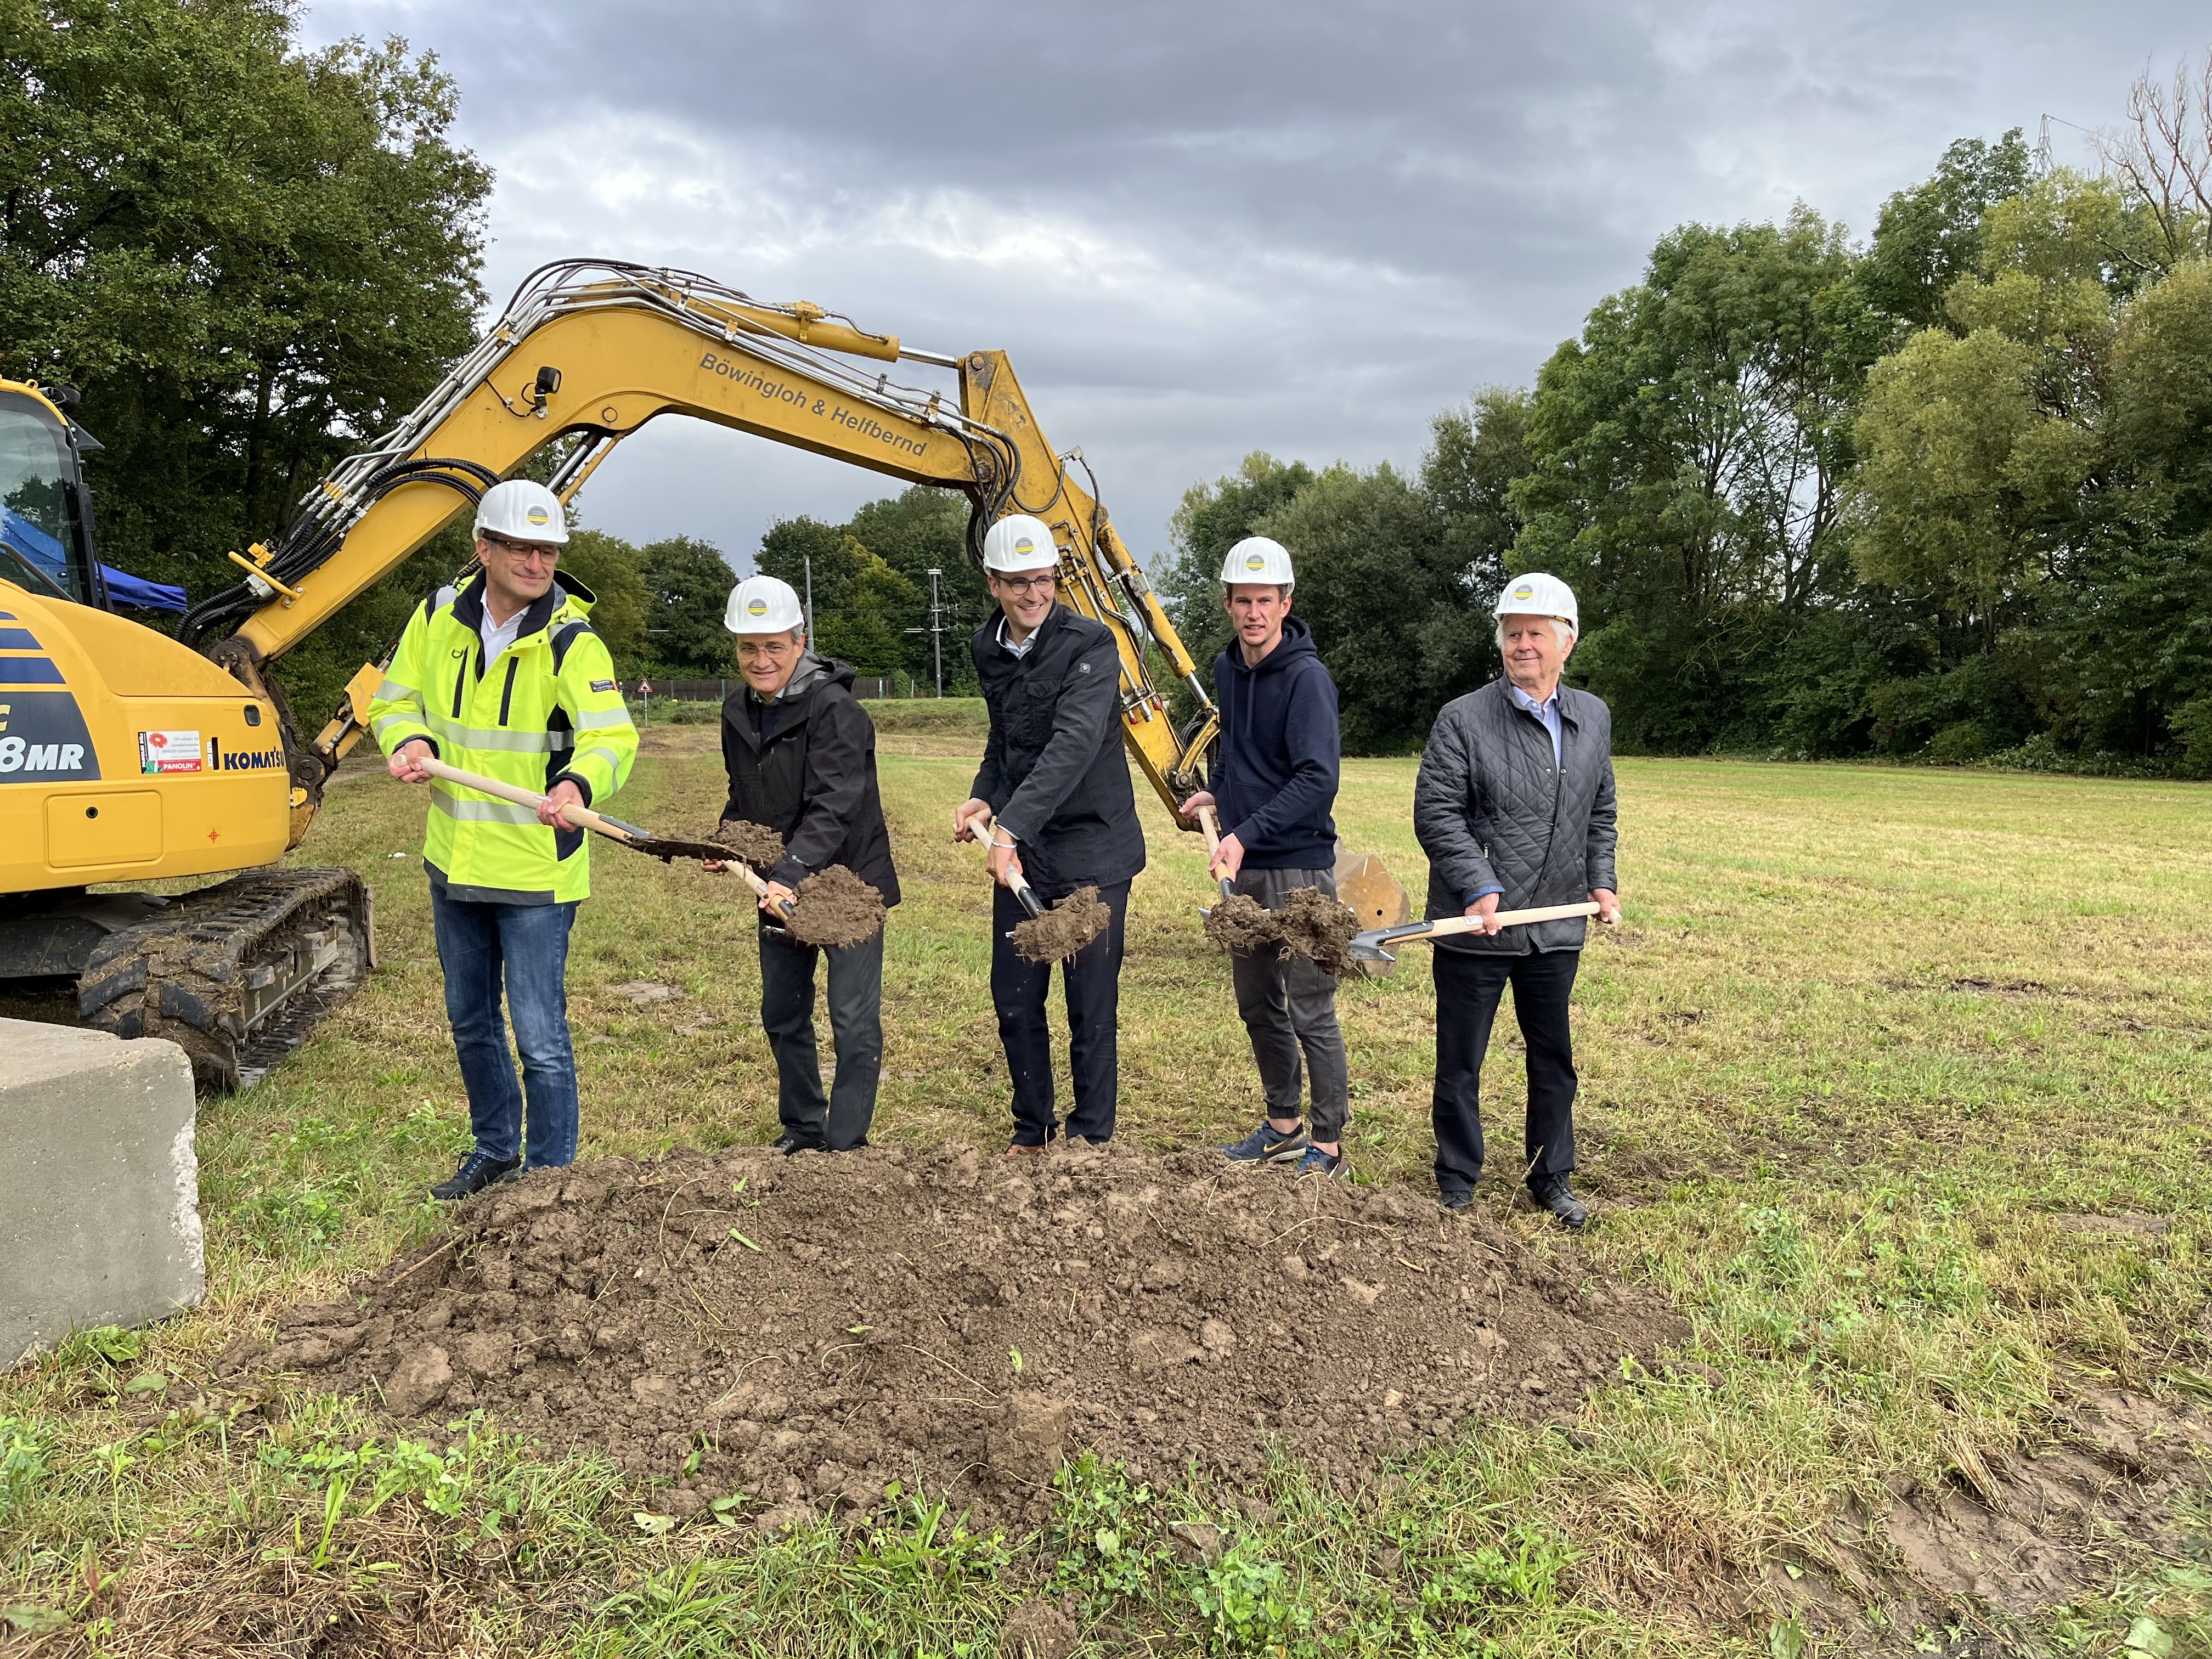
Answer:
[{"left": 77, "top": 868, "right": 375, "bottom": 1092}]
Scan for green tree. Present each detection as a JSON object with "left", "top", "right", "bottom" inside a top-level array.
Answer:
[
  {"left": 1511, "top": 209, "right": 1882, "bottom": 751},
  {"left": 638, "top": 535, "right": 736, "bottom": 676},
  {"left": 0, "top": 0, "right": 490, "bottom": 718},
  {"left": 1860, "top": 131, "right": 2032, "bottom": 327},
  {"left": 1425, "top": 388, "right": 1533, "bottom": 601},
  {"left": 558, "top": 529, "right": 647, "bottom": 673}
]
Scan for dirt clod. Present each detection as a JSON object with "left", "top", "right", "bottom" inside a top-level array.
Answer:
[
  {"left": 710, "top": 819, "right": 787, "bottom": 865},
  {"left": 1202, "top": 887, "right": 1360, "bottom": 974},
  {"left": 299, "top": 1140, "right": 1685, "bottom": 1528},
  {"left": 1012, "top": 886, "right": 1111, "bottom": 963},
  {"left": 1271, "top": 885, "right": 1361, "bottom": 974},
  {"left": 785, "top": 865, "right": 888, "bottom": 949},
  {"left": 1202, "top": 891, "right": 1277, "bottom": 953}
]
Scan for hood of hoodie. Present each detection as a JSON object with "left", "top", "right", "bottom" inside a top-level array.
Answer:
[{"left": 1222, "top": 613, "right": 1319, "bottom": 679}]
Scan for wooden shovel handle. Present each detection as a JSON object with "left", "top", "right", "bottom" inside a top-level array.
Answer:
[
  {"left": 416, "top": 754, "right": 778, "bottom": 903},
  {"left": 1380, "top": 901, "right": 1603, "bottom": 945},
  {"left": 1196, "top": 804, "right": 1223, "bottom": 856}
]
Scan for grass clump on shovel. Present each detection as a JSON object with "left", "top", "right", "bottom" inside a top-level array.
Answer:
[{"left": 1010, "top": 883, "right": 1111, "bottom": 963}]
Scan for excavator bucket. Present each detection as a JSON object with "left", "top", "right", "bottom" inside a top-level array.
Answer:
[{"left": 1333, "top": 848, "right": 1409, "bottom": 975}]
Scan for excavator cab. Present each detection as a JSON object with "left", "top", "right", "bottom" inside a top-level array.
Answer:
[{"left": 0, "top": 382, "right": 104, "bottom": 610}]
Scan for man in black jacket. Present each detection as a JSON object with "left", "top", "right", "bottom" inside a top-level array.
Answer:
[
  {"left": 713, "top": 574, "right": 899, "bottom": 1154},
  {"left": 1413, "top": 572, "right": 1618, "bottom": 1227},
  {"left": 953, "top": 514, "right": 1146, "bottom": 1154},
  {"left": 1175, "top": 537, "right": 1350, "bottom": 1177}
]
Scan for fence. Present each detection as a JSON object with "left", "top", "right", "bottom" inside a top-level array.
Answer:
[{"left": 637, "top": 676, "right": 898, "bottom": 702}]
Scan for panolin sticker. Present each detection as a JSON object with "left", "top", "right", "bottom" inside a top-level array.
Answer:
[{"left": 139, "top": 729, "right": 203, "bottom": 774}]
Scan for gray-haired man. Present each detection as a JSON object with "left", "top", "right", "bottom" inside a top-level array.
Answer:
[{"left": 1413, "top": 572, "right": 1619, "bottom": 1228}]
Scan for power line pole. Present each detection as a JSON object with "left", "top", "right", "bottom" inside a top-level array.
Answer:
[
  {"left": 927, "top": 567, "right": 943, "bottom": 698},
  {"left": 803, "top": 554, "right": 816, "bottom": 645}
]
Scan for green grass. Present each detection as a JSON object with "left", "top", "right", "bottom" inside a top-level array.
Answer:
[{"left": 4, "top": 751, "right": 2211, "bottom": 1654}]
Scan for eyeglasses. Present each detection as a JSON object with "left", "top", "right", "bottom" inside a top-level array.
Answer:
[
  {"left": 482, "top": 531, "right": 559, "bottom": 559},
  {"left": 995, "top": 572, "right": 1057, "bottom": 596}
]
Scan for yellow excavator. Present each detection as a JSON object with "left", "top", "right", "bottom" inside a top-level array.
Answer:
[{"left": 0, "top": 261, "right": 1220, "bottom": 1086}]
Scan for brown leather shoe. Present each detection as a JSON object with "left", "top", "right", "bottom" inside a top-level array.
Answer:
[{"left": 1003, "top": 1142, "right": 1047, "bottom": 1159}]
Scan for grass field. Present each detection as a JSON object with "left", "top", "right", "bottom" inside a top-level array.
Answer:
[{"left": 4, "top": 708, "right": 2211, "bottom": 1656}]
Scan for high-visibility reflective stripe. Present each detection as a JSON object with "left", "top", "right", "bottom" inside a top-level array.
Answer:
[
  {"left": 424, "top": 714, "right": 574, "bottom": 752},
  {"left": 374, "top": 678, "right": 417, "bottom": 702},
  {"left": 430, "top": 790, "right": 541, "bottom": 826},
  {"left": 573, "top": 707, "right": 634, "bottom": 730},
  {"left": 573, "top": 746, "right": 624, "bottom": 775},
  {"left": 372, "top": 713, "right": 428, "bottom": 741}
]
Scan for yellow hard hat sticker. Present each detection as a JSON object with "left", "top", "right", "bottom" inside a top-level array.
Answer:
[
  {"left": 1245, "top": 554, "right": 1265, "bottom": 571},
  {"left": 1513, "top": 583, "right": 1534, "bottom": 600},
  {"left": 746, "top": 599, "right": 768, "bottom": 616},
  {"left": 525, "top": 504, "right": 552, "bottom": 527},
  {"left": 1013, "top": 537, "right": 1035, "bottom": 555}
]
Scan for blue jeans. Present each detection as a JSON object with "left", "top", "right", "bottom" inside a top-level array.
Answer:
[{"left": 429, "top": 878, "right": 580, "bottom": 1169}]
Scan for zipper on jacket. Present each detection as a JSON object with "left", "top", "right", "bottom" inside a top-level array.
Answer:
[
  {"left": 450, "top": 654, "right": 468, "bottom": 719},
  {"left": 498, "top": 657, "right": 519, "bottom": 726}
]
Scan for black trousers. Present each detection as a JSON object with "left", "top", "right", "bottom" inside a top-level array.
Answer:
[
  {"left": 1431, "top": 946, "right": 1580, "bottom": 1197},
  {"left": 758, "top": 923, "right": 884, "bottom": 1151},
  {"left": 990, "top": 878, "right": 1130, "bottom": 1146}
]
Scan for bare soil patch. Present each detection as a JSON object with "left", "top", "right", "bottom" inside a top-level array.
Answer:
[
  {"left": 242, "top": 1142, "right": 1686, "bottom": 1532},
  {"left": 785, "top": 866, "right": 888, "bottom": 949},
  {"left": 1201, "top": 888, "right": 1359, "bottom": 974},
  {"left": 1201, "top": 892, "right": 1275, "bottom": 955},
  {"left": 1012, "top": 887, "right": 1112, "bottom": 964}
]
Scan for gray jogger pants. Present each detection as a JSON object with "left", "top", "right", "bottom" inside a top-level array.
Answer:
[{"left": 1228, "top": 865, "right": 1351, "bottom": 1142}]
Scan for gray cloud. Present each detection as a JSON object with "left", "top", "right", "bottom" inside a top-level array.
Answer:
[{"left": 303, "top": 0, "right": 2202, "bottom": 569}]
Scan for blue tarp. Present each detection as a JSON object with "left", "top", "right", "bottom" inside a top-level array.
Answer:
[{"left": 100, "top": 563, "right": 187, "bottom": 612}]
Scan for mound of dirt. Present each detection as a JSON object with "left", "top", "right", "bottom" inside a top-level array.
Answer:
[
  {"left": 709, "top": 819, "right": 786, "bottom": 865},
  {"left": 1012, "top": 886, "right": 1111, "bottom": 964},
  {"left": 785, "top": 866, "right": 887, "bottom": 949},
  {"left": 245, "top": 1142, "right": 1684, "bottom": 1532}
]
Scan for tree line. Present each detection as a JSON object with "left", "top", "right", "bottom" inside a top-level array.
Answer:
[{"left": 1157, "top": 64, "right": 2212, "bottom": 774}]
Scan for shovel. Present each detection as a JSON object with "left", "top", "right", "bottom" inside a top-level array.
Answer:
[
  {"left": 415, "top": 756, "right": 795, "bottom": 919},
  {"left": 1348, "top": 901, "right": 1605, "bottom": 965},
  {"left": 1194, "top": 804, "right": 1237, "bottom": 914}
]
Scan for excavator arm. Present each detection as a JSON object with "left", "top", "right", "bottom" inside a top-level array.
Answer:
[{"left": 179, "top": 261, "right": 1218, "bottom": 845}]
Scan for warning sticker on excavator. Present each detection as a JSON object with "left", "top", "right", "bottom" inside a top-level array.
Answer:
[{"left": 139, "top": 729, "right": 203, "bottom": 774}]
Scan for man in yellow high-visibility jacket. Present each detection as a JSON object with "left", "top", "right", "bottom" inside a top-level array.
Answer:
[{"left": 369, "top": 479, "right": 637, "bottom": 1200}]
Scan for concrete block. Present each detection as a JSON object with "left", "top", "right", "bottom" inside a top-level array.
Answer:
[{"left": 1, "top": 1017, "right": 203, "bottom": 1369}]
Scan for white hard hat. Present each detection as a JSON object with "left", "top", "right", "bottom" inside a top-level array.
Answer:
[
  {"left": 723, "top": 574, "right": 805, "bottom": 635},
  {"left": 1493, "top": 571, "right": 1578, "bottom": 633},
  {"left": 1220, "top": 535, "right": 1294, "bottom": 587},
  {"left": 474, "top": 478, "right": 568, "bottom": 545},
  {"left": 981, "top": 514, "right": 1060, "bottom": 574}
]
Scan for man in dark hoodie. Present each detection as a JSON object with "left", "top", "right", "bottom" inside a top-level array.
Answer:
[
  {"left": 710, "top": 574, "right": 899, "bottom": 1155},
  {"left": 953, "top": 513, "right": 1147, "bottom": 1155},
  {"left": 1176, "top": 536, "right": 1350, "bottom": 1177}
]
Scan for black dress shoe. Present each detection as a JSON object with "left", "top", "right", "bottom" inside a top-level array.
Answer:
[
  {"left": 774, "top": 1132, "right": 826, "bottom": 1156},
  {"left": 1438, "top": 1188, "right": 1474, "bottom": 1212},
  {"left": 430, "top": 1151, "right": 520, "bottom": 1201},
  {"left": 1530, "top": 1174, "right": 1588, "bottom": 1229}
]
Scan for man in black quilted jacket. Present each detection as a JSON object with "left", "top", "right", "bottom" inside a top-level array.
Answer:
[{"left": 1413, "top": 572, "right": 1620, "bottom": 1227}]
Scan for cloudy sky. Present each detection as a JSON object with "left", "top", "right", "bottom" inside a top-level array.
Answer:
[{"left": 301, "top": 0, "right": 2202, "bottom": 573}]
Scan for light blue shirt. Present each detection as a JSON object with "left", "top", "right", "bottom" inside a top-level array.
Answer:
[
  {"left": 1464, "top": 681, "right": 1564, "bottom": 909},
  {"left": 1509, "top": 681, "right": 1564, "bottom": 768}
]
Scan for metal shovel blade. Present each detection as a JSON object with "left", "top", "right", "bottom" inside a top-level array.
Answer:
[{"left": 1333, "top": 848, "right": 1409, "bottom": 973}]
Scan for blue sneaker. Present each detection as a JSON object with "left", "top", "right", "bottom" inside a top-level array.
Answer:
[
  {"left": 1222, "top": 1121, "right": 1308, "bottom": 1164},
  {"left": 1296, "top": 1145, "right": 1347, "bottom": 1180}
]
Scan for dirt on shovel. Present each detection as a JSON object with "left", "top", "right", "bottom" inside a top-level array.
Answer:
[
  {"left": 1012, "top": 885, "right": 1112, "bottom": 963},
  {"left": 710, "top": 819, "right": 787, "bottom": 866},
  {"left": 1203, "top": 886, "right": 1361, "bottom": 976},
  {"left": 785, "top": 866, "right": 888, "bottom": 949}
]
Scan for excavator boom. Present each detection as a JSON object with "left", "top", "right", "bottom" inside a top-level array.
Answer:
[{"left": 180, "top": 262, "right": 1218, "bottom": 831}]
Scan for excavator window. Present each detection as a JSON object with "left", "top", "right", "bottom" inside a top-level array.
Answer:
[{"left": 0, "top": 391, "right": 93, "bottom": 606}]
